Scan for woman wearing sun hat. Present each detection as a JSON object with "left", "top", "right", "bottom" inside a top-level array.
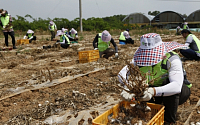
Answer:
[
  {"left": 180, "top": 29, "right": 200, "bottom": 61},
  {"left": 182, "top": 22, "right": 189, "bottom": 30},
  {"left": 48, "top": 20, "right": 57, "bottom": 41},
  {"left": 119, "top": 30, "right": 134, "bottom": 44},
  {"left": 118, "top": 33, "right": 191, "bottom": 124},
  {"left": 55, "top": 30, "right": 75, "bottom": 49},
  {"left": 23, "top": 29, "right": 36, "bottom": 43},
  {"left": 93, "top": 30, "right": 118, "bottom": 59}
]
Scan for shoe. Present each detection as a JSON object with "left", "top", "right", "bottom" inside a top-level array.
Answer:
[{"left": 13, "top": 46, "right": 17, "bottom": 49}]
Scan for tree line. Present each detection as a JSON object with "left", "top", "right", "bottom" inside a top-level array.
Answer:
[{"left": 12, "top": 14, "right": 129, "bottom": 32}]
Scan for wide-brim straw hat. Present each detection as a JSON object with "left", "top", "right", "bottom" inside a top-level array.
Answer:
[
  {"left": 27, "top": 29, "right": 34, "bottom": 34},
  {"left": 134, "top": 33, "right": 189, "bottom": 66}
]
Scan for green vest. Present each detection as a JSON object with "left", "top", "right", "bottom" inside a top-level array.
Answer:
[
  {"left": 70, "top": 30, "right": 75, "bottom": 38},
  {"left": 187, "top": 34, "right": 200, "bottom": 53},
  {"left": 98, "top": 33, "right": 110, "bottom": 52},
  {"left": 59, "top": 34, "right": 70, "bottom": 44},
  {"left": 49, "top": 24, "right": 55, "bottom": 31},
  {"left": 139, "top": 52, "right": 192, "bottom": 88},
  {"left": 183, "top": 24, "right": 187, "bottom": 29},
  {"left": 28, "top": 33, "right": 32, "bottom": 38},
  {"left": 1, "top": 14, "right": 12, "bottom": 29},
  {"left": 119, "top": 32, "right": 126, "bottom": 41}
]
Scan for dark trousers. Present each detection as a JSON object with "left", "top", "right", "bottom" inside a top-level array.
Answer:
[
  {"left": 149, "top": 84, "right": 190, "bottom": 123},
  {"left": 3, "top": 31, "right": 16, "bottom": 46},
  {"left": 180, "top": 49, "right": 200, "bottom": 60},
  {"left": 125, "top": 38, "right": 134, "bottom": 44},
  {"left": 99, "top": 48, "right": 115, "bottom": 59},
  {"left": 50, "top": 31, "right": 55, "bottom": 41},
  {"left": 28, "top": 36, "right": 36, "bottom": 43},
  {"left": 61, "top": 44, "right": 70, "bottom": 49}
]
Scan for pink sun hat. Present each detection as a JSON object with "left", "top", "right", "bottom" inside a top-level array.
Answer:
[
  {"left": 49, "top": 21, "right": 54, "bottom": 25},
  {"left": 27, "top": 29, "right": 34, "bottom": 34},
  {"left": 133, "top": 33, "right": 189, "bottom": 66},
  {"left": 123, "top": 31, "right": 130, "bottom": 39},
  {"left": 56, "top": 30, "right": 64, "bottom": 36},
  {"left": 101, "top": 30, "right": 111, "bottom": 42},
  {"left": 184, "top": 22, "right": 188, "bottom": 25}
]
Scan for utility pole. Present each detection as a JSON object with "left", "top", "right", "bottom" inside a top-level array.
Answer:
[{"left": 79, "top": 0, "right": 83, "bottom": 32}]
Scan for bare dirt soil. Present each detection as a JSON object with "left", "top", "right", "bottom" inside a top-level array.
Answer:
[{"left": 0, "top": 31, "right": 199, "bottom": 125}]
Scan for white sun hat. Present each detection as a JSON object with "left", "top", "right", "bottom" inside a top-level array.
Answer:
[
  {"left": 56, "top": 30, "right": 64, "bottom": 36},
  {"left": 71, "top": 28, "right": 77, "bottom": 35},
  {"left": 123, "top": 31, "right": 130, "bottom": 39},
  {"left": 101, "top": 30, "right": 111, "bottom": 42},
  {"left": 62, "top": 28, "right": 68, "bottom": 32},
  {"left": 133, "top": 33, "right": 189, "bottom": 66},
  {"left": 27, "top": 29, "right": 34, "bottom": 34}
]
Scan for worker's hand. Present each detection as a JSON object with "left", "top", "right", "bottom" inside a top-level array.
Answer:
[
  {"left": 139, "top": 88, "right": 155, "bottom": 102},
  {"left": 3, "top": 26, "right": 5, "bottom": 29},
  {"left": 94, "top": 48, "right": 98, "bottom": 50},
  {"left": 120, "top": 86, "right": 135, "bottom": 101},
  {"left": 115, "top": 53, "right": 119, "bottom": 58}
]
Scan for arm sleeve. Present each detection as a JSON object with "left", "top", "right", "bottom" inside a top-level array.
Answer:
[
  {"left": 93, "top": 34, "right": 99, "bottom": 48},
  {"left": 9, "top": 15, "right": 12, "bottom": 22},
  {"left": 155, "top": 55, "right": 184, "bottom": 96},
  {"left": 54, "top": 24, "right": 57, "bottom": 30},
  {"left": 29, "top": 36, "right": 33, "bottom": 39},
  {"left": 185, "top": 35, "right": 193, "bottom": 44},
  {"left": 66, "top": 34, "right": 75, "bottom": 41},
  {"left": 110, "top": 38, "right": 118, "bottom": 53}
]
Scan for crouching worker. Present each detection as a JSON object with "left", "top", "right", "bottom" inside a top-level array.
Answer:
[
  {"left": 23, "top": 29, "right": 36, "bottom": 43},
  {"left": 118, "top": 33, "right": 191, "bottom": 124},
  {"left": 93, "top": 30, "right": 118, "bottom": 59},
  {"left": 55, "top": 30, "right": 74, "bottom": 49},
  {"left": 119, "top": 30, "right": 134, "bottom": 44},
  {"left": 68, "top": 28, "right": 78, "bottom": 43}
]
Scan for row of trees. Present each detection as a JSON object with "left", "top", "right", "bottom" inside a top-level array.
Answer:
[{"left": 12, "top": 14, "right": 128, "bottom": 32}]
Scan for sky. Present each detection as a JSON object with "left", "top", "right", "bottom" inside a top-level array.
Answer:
[{"left": 1, "top": 0, "right": 200, "bottom": 21}]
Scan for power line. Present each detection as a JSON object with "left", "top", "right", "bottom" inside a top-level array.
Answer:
[
  {"left": 158, "top": 0, "right": 200, "bottom": 2},
  {"left": 47, "top": 0, "right": 63, "bottom": 18},
  {"left": 94, "top": 0, "right": 102, "bottom": 18}
]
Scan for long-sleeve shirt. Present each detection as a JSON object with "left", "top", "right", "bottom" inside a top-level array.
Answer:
[
  {"left": 118, "top": 54, "right": 183, "bottom": 97},
  {"left": 184, "top": 34, "right": 200, "bottom": 57},
  {"left": 93, "top": 34, "right": 118, "bottom": 53}
]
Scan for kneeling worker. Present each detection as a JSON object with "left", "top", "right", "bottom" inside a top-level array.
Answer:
[
  {"left": 119, "top": 30, "right": 134, "bottom": 44},
  {"left": 23, "top": 29, "right": 36, "bottom": 43},
  {"left": 55, "top": 30, "right": 74, "bottom": 49},
  {"left": 93, "top": 30, "right": 118, "bottom": 59}
]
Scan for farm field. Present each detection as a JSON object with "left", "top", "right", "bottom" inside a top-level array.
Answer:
[{"left": 0, "top": 30, "right": 199, "bottom": 124}]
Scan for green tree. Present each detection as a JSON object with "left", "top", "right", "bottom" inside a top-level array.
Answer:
[{"left": 148, "top": 11, "right": 160, "bottom": 16}]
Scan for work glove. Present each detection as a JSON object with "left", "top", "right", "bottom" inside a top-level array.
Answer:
[
  {"left": 3, "top": 26, "right": 5, "bottom": 29},
  {"left": 120, "top": 87, "right": 135, "bottom": 101},
  {"left": 94, "top": 48, "right": 98, "bottom": 50},
  {"left": 139, "top": 88, "right": 155, "bottom": 102},
  {"left": 23, "top": 36, "right": 26, "bottom": 39},
  {"left": 115, "top": 53, "right": 119, "bottom": 58}
]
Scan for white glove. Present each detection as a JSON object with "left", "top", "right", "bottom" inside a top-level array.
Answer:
[
  {"left": 3, "top": 26, "right": 5, "bottom": 28},
  {"left": 94, "top": 48, "right": 98, "bottom": 50},
  {"left": 120, "top": 87, "right": 135, "bottom": 101},
  {"left": 140, "top": 88, "right": 155, "bottom": 102},
  {"left": 23, "top": 36, "right": 26, "bottom": 39},
  {"left": 115, "top": 53, "right": 118, "bottom": 58}
]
